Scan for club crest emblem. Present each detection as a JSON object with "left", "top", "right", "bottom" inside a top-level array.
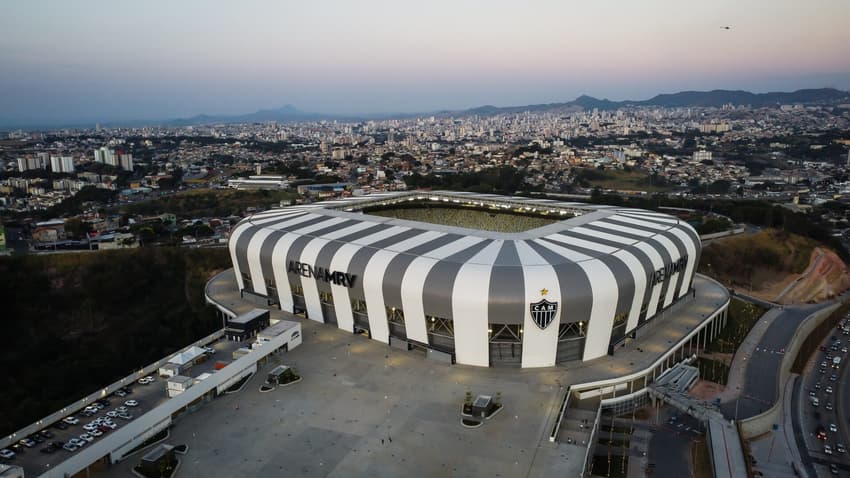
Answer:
[{"left": 530, "top": 299, "right": 558, "bottom": 330}]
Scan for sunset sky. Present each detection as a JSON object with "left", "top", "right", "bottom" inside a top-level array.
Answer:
[{"left": 2, "top": 0, "right": 849, "bottom": 124}]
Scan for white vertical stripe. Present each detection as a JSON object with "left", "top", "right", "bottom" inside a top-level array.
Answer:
[
  {"left": 401, "top": 236, "right": 485, "bottom": 344},
  {"left": 452, "top": 241, "right": 504, "bottom": 367},
  {"left": 515, "top": 241, "right": 560, "bottom": 368},
  {"left": 669, "top": 227, "right": 698, "bottom": 298},
  {"left": 612, "top": 215, "right": 670, "bottom": 231},
  {"left": 246, "top": 228, "right": 277, "bottom": 296},
  {"left": 654, "top": 234, "right": 683, "bottom": 307},
  {"left": 633, "top": 242, "right": 664, "bottom": 317},
  {"left": 612, "top": 249, "right": 647, "bottom": 333},
  {"left": 571, "top": 226, "right": 640, "bottom": 246},
  {"left": 298, "top": 237, "right": 331, "bottom": 323},
  {"left": 363, "top": 231, "right": 444, "bottom": 343},
  {"left": 544, "top": 233, "right": 619, "bottom": 254},
  {"left": 530, "top": 239, "right": 619, "bottom": 361},
  {"left": 229, "top": 212, "right": 308, "bottom": 290},
  {"left": 271, "top": 233, "right": 305, "bottom": 313},
  {"left": 329, "top": 226, "right": 412, "bottom": 333}
]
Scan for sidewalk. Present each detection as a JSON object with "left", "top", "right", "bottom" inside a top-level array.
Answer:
[
  {"left": 747, "top": 375, "right": 807, "bottom": 478},
  {"left": 715, "top": 308, "right": 780, "bottom": 404}
]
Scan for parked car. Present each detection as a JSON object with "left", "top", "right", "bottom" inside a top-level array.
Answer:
[
  {"left": 18, "top": 438, "right": 36, "bottom": 448},
  {"left": 83, "top": 423, "right": 98, "bottom": 432},
  {"left": 53, "top": 421, "right": 68, "bottom": 430},
  {"left": 62, "top": 443, "right": 78, "bottom": 452},
  {"left": 830, "top": 423, "right": 838, "bottom": 433},
  {"left": 117, "top": 413, "right": 133, "bottom": 420},
  {"left": 78, "top": 434, "right": 94, "bottom": 443},
  {"left": 115, "top": 389, "right": 127, "bottom": 397},
  {"left": 89, "top": 429, "right": 103, "bottom": 437},
  {"left": 837, "top": 443, "right": 847, "bottom": 453},
  {"left": 106, "top": 411, "right": 119, "bottom": 418},
  {"left": 826, "top": 402, "right": 834, "bottom": 411},
  {"left": 115, "top": 406, "right": 128, "bottom": 413},
  {"left": 67, "top": 438, "right": 85, "bottom": 448},
  {"left": 125, "top": 400, "right": 139, "bottom": 407},
  {"left": 63, "top": 416, "right": 80, "bottom": 425},
  {"left": 824, "top": 444, "right": 833, "bottom": 455},
  {"left": 826, "top": 386, "right": 833, "bottom": 394},
  {"left": 100, "top": 421, "right": 117, "bottom": 430},
  {"left": 29, "top": 434, "right": 44, "bottom": 444},
  {"left": 39, "top": 430, "right": 53, "bottom": 439},
  {"left": 0, "top": 449, "right": 15, "bottom": 460}
]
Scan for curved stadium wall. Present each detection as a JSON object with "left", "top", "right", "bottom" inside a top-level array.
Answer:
[{"left": 228, "top": 191, "right": 701, "bottom": 368}]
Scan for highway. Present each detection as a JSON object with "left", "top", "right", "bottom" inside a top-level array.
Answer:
[
  {"left": 721, "top": 302, "right": 830, "bottom": 420},
  {"left": 794, "top": 314, "right": 850, "bottom": 477}
]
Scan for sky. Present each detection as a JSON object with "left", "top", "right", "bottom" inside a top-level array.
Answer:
[{"left": 1, "top": 0, "right": 850, "bottom": 125}]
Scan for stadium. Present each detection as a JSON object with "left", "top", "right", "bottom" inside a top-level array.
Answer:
[{"left": 228, "top": 191, "right": 701, "bottom": 368}]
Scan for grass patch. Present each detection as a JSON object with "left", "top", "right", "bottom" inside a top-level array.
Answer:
[
  {"left": 575, "top": 167, "right": 673, "bottom": 193},
  {"left": 705, "top": 298, "right": 767, "bottom": 354},
  {"left": 694, "top": 357, "right": 730, "bottom": 385},
  {"left": 113, "top": 188, "right": 297, "bottom": 219}
]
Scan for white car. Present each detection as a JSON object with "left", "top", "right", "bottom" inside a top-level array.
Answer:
[
  {"left": 68, "top": 438, "right": 85, "bottom": 448},
  {"left": 101, "top": 421, "right": 117, "bottom": 429},
  {"left": 89, "top": 429, "right": 103, "bottom": 437},
  {"left": 0, "top": 449, "right": 15, "bottom": 459},
  {"left": 84, "top": 406, "right": 98, "bottom": 414},
  {"left": 106, "top": 411, "right": 118, "bottom": 418},
  {"left": 114, "top": 389, "right": 127, "bottom": 397},
  {"left": 63, "top": 416, "right": 79, "bottom": 425},
  {"left": 62, "top": 443, "right": 78, "bottom": 452},
  {"left": 826, "top": 386, "right": 833, "bottom": 394},
  {"left": 79, "top": 434, "right": 94, "bottom": 443},
  {"left": 117, "top": 413, "right": 133, "bottom": 420},
  {"left": 83, "top": 423, "right": 98, "bottom": 432},
  {"left": 115, "top": 406, "right": 128, "bottom": 413},
  {"left": 124, "top": 400, "right": 139, "bottom": 407},
  {"left": 825, "top": 445, "right": 833, "bottom": 455},
  {"left": 830, "top": 423, "right": 838, "bottom": 432},
  {"left": 138, "top": 376, "right": 154, "bottom": 385}
]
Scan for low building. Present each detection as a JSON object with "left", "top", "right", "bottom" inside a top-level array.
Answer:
[
  {"left": 225, "top": 308, "right": 270, "bottom": 341},
  {"left": 166, "top": 375, "right": 194, "bottom": 398}
]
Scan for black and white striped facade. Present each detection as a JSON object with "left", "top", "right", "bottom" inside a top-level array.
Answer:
[{"left": 228, "top": 191, "right": 701, "bottom": 368}]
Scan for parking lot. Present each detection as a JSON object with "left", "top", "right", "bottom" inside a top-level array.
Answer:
[
  {"left": 1, "top": 337, "right": 245, "bottom": 476},
  {"left": 97, "top": 318, "right": 566, "bottom": 478}
]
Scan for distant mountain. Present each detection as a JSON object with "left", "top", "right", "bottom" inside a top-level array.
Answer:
[
  {"left": 4, "top": 87, "right": 849, "bottom": 131},
  {"left": 451, "top": 87, "right": 850, "bottom": 116},
  {"left": 168, "top": 104, "right": 343, "bottom": 126}
]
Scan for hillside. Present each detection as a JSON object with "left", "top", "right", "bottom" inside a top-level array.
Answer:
[
  {"left": 698, "top": 229, "right": 850, "bottom": 303},
  {"left": 113, "top": 188, "right": 296, "bottom": 219},
  {"left": 0, "top": 247, "right": 231, "bottom": 436}
]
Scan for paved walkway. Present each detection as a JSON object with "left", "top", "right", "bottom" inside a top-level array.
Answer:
[
  {"left": 748, "top": 375, "right": 808, "bottom": 478},
  {"left": 715, "top": 308, "right": 780, "bottom": 405},
  {"left": 205, "top": 269, "right": 733, "bottom": 477}
]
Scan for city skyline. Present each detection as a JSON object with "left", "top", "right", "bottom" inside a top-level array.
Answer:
[{"left": 2, "top": 0, "right": 850, "bottom": 125}]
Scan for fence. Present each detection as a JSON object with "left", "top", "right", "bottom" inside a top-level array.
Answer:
[{"left": 549, "top": 387, "right": 572, "bottom": 442}]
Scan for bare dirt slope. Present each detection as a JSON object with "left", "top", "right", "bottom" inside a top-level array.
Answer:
[{"left": 700, "top": 229, "right": 850, "bottom": 304}]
